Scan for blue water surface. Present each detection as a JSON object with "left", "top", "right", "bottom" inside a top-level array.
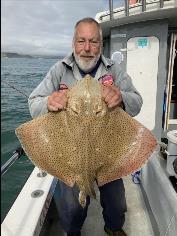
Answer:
[{"left": 1, "top": 57, "right": 59, "bottom": 222}]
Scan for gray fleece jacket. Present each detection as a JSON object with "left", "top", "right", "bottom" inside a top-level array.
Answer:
[{"left": 28, "top": 53, "right": 143, "bottom": 118}]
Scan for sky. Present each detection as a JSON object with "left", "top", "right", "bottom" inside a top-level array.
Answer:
[{"left": 1, "top": 0, "right": 124, "bottom": 56}]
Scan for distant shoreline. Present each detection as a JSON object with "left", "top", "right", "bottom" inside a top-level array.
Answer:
[{"left": 1, "top": 52, "right": 65, "bottom": 59}]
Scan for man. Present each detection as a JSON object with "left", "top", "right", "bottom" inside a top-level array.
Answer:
[{"left": 29, "top": 17, "right": 143, "bottom": 236}]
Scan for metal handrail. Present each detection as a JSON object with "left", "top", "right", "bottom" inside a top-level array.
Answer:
[
  {"left": 109, "top": 0, "right": 114, "bottom": 20},
  {"left": 125, "top": 0, "right": 130, "bottom": 17},
  {"left": 160, "top": 0, "right": 164, "bottom": 8},
  {"left": 142, "top": 0, "right": 146, "bottom": 12},
  {"left": 102, "top": 0, "right": 165, "bottom": 21},
  {"left": 1, "top": 147, "right": 25, "bottom": 176}
]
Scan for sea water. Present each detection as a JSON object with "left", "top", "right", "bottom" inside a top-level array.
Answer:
[{"left": 1, "top": 57, "right": 59, "bottom": 222}]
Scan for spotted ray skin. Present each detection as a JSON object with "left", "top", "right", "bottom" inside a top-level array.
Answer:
[{"left": 15, "top": 75, "right": 157, "bottom": 207}]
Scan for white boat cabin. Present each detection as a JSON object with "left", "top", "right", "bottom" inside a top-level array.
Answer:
[{"left": 1, "top": 1, "right": 177, "bottom": 236}]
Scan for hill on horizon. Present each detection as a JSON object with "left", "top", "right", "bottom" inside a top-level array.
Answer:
[{"left": 1, "top": 52, "right": 65, "bottom": 59}]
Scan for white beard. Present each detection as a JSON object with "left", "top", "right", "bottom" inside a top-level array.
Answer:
[{"left": 73, "top": 50, "right": 101, "bottom": 73}]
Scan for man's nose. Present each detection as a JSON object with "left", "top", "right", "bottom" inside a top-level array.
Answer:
[{"left": 84, "top": 41, "right": 91, "bottom": 51}]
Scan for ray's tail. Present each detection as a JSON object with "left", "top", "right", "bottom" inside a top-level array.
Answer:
[{"left": 76, "top": 173, "right": 96, "bottom": 208}]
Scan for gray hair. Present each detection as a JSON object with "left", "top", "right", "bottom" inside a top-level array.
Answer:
[{"left": 73, "top": 17, "right": 103, "bottom": 42}]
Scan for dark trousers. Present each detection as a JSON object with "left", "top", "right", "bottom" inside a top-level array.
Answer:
[{"left": 54, "top": 178, "right": 127, "bottom": 234}]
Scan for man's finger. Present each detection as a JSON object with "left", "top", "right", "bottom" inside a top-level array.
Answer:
[
  {"left": 104, "top": 93, "right": 115, "bottom": 103},
  {"left": 108, "top": 97, "right": 123, "bottom": 108},
  {"left": 48, "top": 105, "right": 59, "bottom": 112},
  {"left": 102, "top": 86, "right": 112, "bottom": 99}
]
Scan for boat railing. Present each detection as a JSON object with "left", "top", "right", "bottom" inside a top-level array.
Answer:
[
  {"left": 1, "top": 147, "right": 25, "bottom": 176},
  {"left": 1, "top": 147, "right": 48, "bottom": 178},
  {"left": 99, "top": 0, "right": 172, "bottom": 21}
]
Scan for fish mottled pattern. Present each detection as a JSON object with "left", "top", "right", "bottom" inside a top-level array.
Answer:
[{"left": 15, "top": 75, "right": 157, "bottom": 207}]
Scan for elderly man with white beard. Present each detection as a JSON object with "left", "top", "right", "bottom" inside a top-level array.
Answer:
[{"left": 28, "top": 17, "right": 142, "bottom": 236}]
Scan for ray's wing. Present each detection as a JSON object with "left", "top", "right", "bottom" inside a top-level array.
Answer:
[
  {"left": 15, "top": 111, "right": 85, "bottom": 187},
  {"left": 89, "top": 107, "right": 158, "bottom": 186}
]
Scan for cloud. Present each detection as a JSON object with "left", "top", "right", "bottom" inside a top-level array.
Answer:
[{"left": 1, "top": 0, "right": 110, "bottom": 56}]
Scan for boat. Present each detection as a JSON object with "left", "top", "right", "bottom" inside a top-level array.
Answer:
[{"left": 1, "top": 0, "right": 177, "bottom": 235}]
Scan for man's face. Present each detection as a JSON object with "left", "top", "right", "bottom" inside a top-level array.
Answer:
[{"left": 73, "top": 22, "right": 102, "bottom": 72}]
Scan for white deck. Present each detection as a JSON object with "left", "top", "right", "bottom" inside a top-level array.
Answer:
[
  {"left": 1, "top": 169, "right": 158, "bottom": 236},
  {"left": 45, "top": 176, "right": 154, "bottom": 236},
  {"left": 82, "top": 176, "right": 154, "bottom": 236}
]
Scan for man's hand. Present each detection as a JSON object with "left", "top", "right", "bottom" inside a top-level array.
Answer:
[
  {"left": 102, "top": 85, "right": 123, "bottom": 108},
  {"left": 47, "top": 90, "right": 68, "bottom": 111}
]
